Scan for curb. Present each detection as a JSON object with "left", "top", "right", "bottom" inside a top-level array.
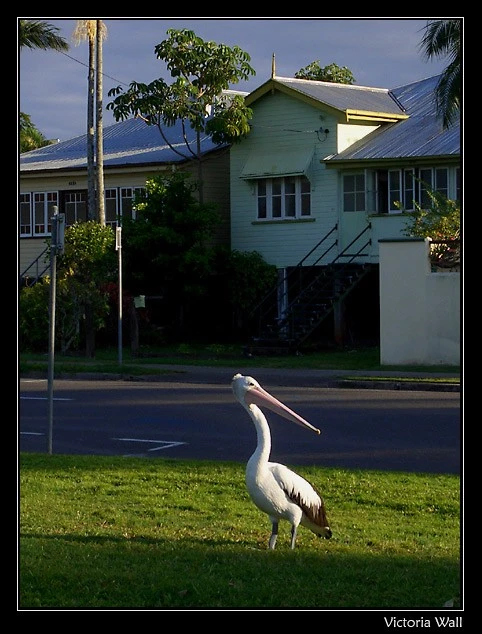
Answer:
[
  {"left": 20, "top": 371, "right": 460, "bottom": 392},
  {"left": 339, "top": 379, "right": 460, "bottom": 392}
]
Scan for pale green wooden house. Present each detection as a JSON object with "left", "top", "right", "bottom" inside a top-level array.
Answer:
[{"left": 229, "top": 72, "right": 460, "bottom": 350}]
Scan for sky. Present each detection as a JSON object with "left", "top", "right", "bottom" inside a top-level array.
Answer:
[{"left": 18, "top": 18, "right": 453, "bottom": 143}]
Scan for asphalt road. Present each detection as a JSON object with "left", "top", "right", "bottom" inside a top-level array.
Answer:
[{"left": 19, "top": 375, "right": 461, "bottom": 474}]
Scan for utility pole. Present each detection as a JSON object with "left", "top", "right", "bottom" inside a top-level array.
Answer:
[
  {"left": 47, "top": 208, "right": 65, "bottom": 454},
  {"left": 116, "top": 226, "right": 123, "bottom": 365}
]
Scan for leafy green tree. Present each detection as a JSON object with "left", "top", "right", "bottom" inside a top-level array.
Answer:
[
  {"left": 295, "top": 61, "right": 355, "bottom": 84},
  {"left": 19, "top": 112, "right": 52, "bottom": 153},
  {"left": 19, "top": 280, "right": 51, "bottom": 351},
  {"left": 220, "top": 249, "right": 278, "bottom": 334},
  {"left": 19, "top": 222, "right": 116, "bottom": 354},
  {"left": 19, "top": 19, "right": 69, "bottom": 150},
  {"left": 419, "top": 19, "right": 461, "bottom": 129},
  {"left": 56, "top": 221, "right": 117, "bottom": 356},
  {"left": 107, "top": 28, "right": 255, "bottom": 202},
  {"left": 401, "top": 189, "right": 460, "bottom": 267},
  {"left": 121, "top": 172, "right": 220, "bottom": 337},
  {"left": 19, "top": 19, "right": 69, "bottom": 51}
]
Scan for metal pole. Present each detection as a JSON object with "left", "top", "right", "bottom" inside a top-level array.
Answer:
[
  {"left": 47, "top": 208, "right": 59, "bottom": 454},
  {"left": 116, "top": 227, "right": 122, "bottom": 365}
]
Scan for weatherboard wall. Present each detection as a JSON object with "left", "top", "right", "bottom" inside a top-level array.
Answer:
[
  {"left": 230, "top": 90, "right": 343, "bottom": 268},
  {"left": 19, "top": 149, "right": 231, "bottom": 276}
]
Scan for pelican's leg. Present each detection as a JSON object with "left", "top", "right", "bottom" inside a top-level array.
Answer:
[
  {"left": 268, "top": 520, "right": 279, "bottom": 549},
  {"left": 290, "top": 525, "right": 298, "bottom": 550}
]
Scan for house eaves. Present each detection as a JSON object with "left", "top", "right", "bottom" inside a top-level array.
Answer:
[
  {"left": 323, "top": 75, "right": 460, "bottom": 166},
  {"left": 245, "top": 76, "right": 408, "bottom": 123}
]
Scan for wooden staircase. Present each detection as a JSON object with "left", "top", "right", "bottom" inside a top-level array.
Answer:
[
  {"left": 247, "top": 224, "right": 373, "bottom": 354},
  {"left": 19, "top": 247, "right": 50, "bottom": 286}
]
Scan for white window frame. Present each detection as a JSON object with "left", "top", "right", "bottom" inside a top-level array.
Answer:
[
  {"left": 342, "top": 173, "right": 366, "bottom": 212},
  {"left": 388, "top": 168, "right": 416, "bottom": 213},
  {"left": 120, "top": 186, "right": 145, "bottom": 222},
  {"left": 32, "top": 191, "right": 58, "bottom": 236},
  {"left": 64, "top": 191, "right": 87, "bottom": 227},
  {"left": 20, "top": 192, "right": 32, "bottom": 237},
  {"left": 105, "top": 188, "right": 118, "bottom": 228},
  {"left": 256, "top": 176, "right": 311, "bottom": 220}
]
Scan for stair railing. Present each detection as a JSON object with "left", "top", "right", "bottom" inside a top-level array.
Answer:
[{"left": 19, "top": 247, "right": 50, "bottom": 286}]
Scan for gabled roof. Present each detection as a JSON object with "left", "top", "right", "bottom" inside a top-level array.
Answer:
[
  {"left": 245, "top": 76, "right": 409, "bottom": 123},
  {"left": 20, "top": 115, "right": 228, "bottom": 173},
  {"left": 326, "top": 75, "right": 460, "bottom": 163}
]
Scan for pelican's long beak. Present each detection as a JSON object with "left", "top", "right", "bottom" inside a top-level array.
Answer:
[{"left": 245, "top": 385, "right": 321, "bottom": 435}]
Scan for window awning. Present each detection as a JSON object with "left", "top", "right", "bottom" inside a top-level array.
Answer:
[{"left": 240, "top": 147, "right": 314, "bottom": 179}]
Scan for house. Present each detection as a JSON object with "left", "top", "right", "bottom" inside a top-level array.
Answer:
[
  {"left": 19, "top": 73, "right": 460, "bottom": 353},
  {"left": 19, "top": 114, "right": 236, "bottom": 281},
  {"left": 229, "top": 72, "right": 460, "bottom": 351}
]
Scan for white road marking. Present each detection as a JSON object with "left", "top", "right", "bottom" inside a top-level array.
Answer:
[
  {"left": 20, "top": 432, "right": 44, "bottom": 436},
  {"left": 20, "top": 396, "right": 73, "bottom": 401},
  {"left": 113, "top": 438, "right": 187, "bottom": 452}
]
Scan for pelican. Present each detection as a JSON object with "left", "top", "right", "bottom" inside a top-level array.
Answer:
[{"left": 231, "top": 373, "right": 332, "bottom": 550}]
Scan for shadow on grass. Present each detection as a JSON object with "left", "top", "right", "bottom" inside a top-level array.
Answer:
[{"left": 19, "top": 531, "right": 460, "bottom": 610}]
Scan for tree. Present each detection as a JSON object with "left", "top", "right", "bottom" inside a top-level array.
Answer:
[
  {"left": 19, "top": 20, "right": 69, "bottom": 151},
  {"left": 56, "top": 221, "right": 117, "bottom": 356},
  {"left": 419, "top": 19, "right": 461, "bottom": 129},
  {"left": 18, "top": 19, "right": 69, "bottom": 51},
  {"left": 96, "top": 20, "right": 106, "bottom": 226},
  {"left": 73, "top": 20, "right": 108, "bottom": 223},
  {"left": 221, "top": 250, "right": 277, "bottom": 335},
  {"left": 295, "top": 61, "right": 355, "bottom": 84},
  {"left": 107, "top": 28, "right": 255, "bottom": 203},
  {"left": 19, "top": 222, "right": 117, "bottom": 354},
  {"left": 120, "top": 172, "right": 220, "bottom": 338},
  {"left": 19, "top": 112, "right": 52, "bottom": 153},
  {"left": 401, "top": 188, "right": 460, "bottom": 268}
]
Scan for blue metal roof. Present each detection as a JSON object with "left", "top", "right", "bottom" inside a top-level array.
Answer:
[
  {"left": 326, "top": 75, "right": 460, "bottom": 162},
  {"left": 20, "top": 75, "right": 459, "bottom": 173},
  {"left": 20, "top": 116, "right": 226, "bottom": 173},
  {"left": 263, "top": 76, "right": 406, "bottom": 118}
]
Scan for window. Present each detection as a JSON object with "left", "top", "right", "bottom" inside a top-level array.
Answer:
[
  {"left": 64, "top": 191, "right": 87, "bottom": 226},
  {"left": 105, "top": 188, "right": 118, "bottom": 228},
  {"left": 256, "top": 176, "right": 311, "bottom": 220},
  {"left": 388, "top": 169, "right": 415, "bottom": 213},
  {"left": 33, "top": 192, "right": 58, "bottom": 235},
  {"left": 348, "top": 167, "right": 457, "bottom": 215},
  {"left": 343, "top": 174, "right": 365, "bottom": 212},
  {"left": 419, "top": 167, "right": 448, "bottom": 207},
  {"left": 120, "top": 187, "right": 145, "bottom": 221},
  {"left": 20, "top": 193, "right": 32, "bottom": 236}
]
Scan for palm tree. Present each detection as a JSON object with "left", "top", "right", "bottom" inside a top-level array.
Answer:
[
  {"left": 19, "top": 113, "right": 52, "bottom": 153},
  {"left": 72, "top": 20, "right": 108, "bottom": 358},
  {"left": 19, "top": 19, "right": 69, "bottom": 51},
  {"left": 73, "top": 21, "right": 97, "bottom": 220},
  {"left": 419, "top": 19, "right": 461, "bottom": 129},
  {"left": 96, "top": 20, "right": 106, "bottom": 226},
  {"left": 72, "top": 20, "right": 107, "bottom": 223},
  {"left": 19, "top": 19, "right": 69, "bottom": 151}
]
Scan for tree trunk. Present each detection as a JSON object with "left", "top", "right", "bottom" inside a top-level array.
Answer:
[
  {"left": 130, "top": 302, "right": 139, "bottom": 357},
  {"left": 96, "top": 20, "right": 105, "bottom": 226},
  {"left": 84, "top": 302, "right": 96, "bottom": 358},
  {"left": 196, "top": 130, "right": 204, "bottom": 204},
  {"left": 87, "top": 36, "right": 96, "bottom": 220}
]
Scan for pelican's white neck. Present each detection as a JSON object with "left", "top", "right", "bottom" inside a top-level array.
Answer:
[{"left": 247, "top": 404, "right": 271, "bottom": 467}]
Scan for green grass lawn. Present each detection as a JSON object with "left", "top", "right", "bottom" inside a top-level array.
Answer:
[
  {"left": 19, "top": 344, "right": 460, "bottom": 378},
  {"left": 19, "top": 453, "right": 461, "bottom": 610}
]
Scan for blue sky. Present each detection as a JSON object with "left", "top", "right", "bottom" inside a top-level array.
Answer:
[{"left": 19, "top": 18, "right": 454, "bottom": 142}]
